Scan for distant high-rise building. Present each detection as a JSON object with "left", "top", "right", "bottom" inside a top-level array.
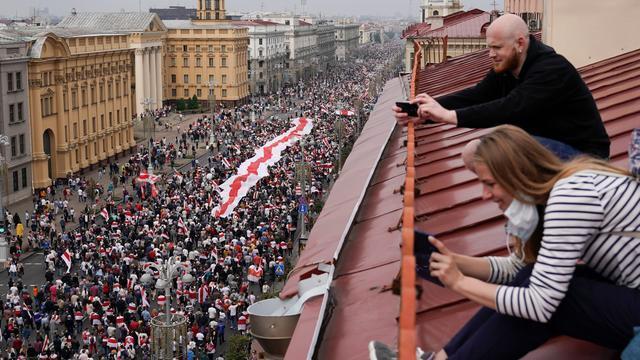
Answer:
[{"left": 196, "top": 0, "right": 226, "bottom": 21}]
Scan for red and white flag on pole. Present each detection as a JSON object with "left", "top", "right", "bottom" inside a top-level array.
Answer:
[
  {"left": 141, "top": 287, "right": 150, "bottom": 308},
  {"left": 177, "top": 217, "right": 187, "bottom": 235},
  {"left": 221, "top": 157, "right": 231, "bottom": 168},
  {"left": 62, "top": 250, "right": 72, "bottom": 273},
  {"left": 42, "top": 335, "right": 50, "bottom": 353},
  {"left": 322, "top": 137, "right": 331, "bottom": 148},
  {"left": 198, "top": 284, "right": 209, "bottom": 304},
  {"left": 100, "top": 208, "right": 109, "bottom": 220}
]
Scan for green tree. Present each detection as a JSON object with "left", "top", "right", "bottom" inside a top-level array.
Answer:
[
  {"left": 189, "top": 95, "right": 200, "bottom": 109},
  {"left": 226, "top": 335, "right": 251, "bottom": 360},
  {"left": 176, "top": 98, "right": 186, "bottom": 111}
]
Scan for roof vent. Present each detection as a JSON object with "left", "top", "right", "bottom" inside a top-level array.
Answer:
[
  {"left": 71, "top": 8, "right": 77, "bottom": 16},
  {"left": 248, "top": 271, "right": 330, "bottom": 358}
]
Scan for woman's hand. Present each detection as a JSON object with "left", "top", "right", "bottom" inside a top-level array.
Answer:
[{"left": 429, "top": 236, "right": 465, "bottom": 290}]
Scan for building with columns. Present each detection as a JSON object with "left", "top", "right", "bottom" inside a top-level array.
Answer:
[
  {"left": 56, "top": 12, "right": 168, "bottom": 118},
  {"left": 0, "top": 26, "right": 138, "bottom": 188},
  {"left": 0, "top": 35, "right": 33, "bottom": 205}
]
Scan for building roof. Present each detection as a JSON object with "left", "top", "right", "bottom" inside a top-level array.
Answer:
[
  {"left": 56, "top": 12, "right": 159, "bottom": 32},
  {"left": 281, "top": 44, "right": 640, "bottom": 359},
  {"left": 402, "top": 8, "right": 488, "bottom": 39},
  {"left": 231, "top": 20, "right": 280, "bottom": 27}
]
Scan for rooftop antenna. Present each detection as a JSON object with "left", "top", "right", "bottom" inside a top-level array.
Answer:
[
  {"left": 491, "top": 0, "right": 499, "bottom": 11},
  {"left": 301, "top": 0, "right": 307, "bottom": 15}
]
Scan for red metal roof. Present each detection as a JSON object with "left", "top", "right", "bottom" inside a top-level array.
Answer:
[
  {"left": 282, "top": 46, "right": 640, "bottom": 359},
  {"left": 402, "top": 9, "right": 488, "bottom": 39}
]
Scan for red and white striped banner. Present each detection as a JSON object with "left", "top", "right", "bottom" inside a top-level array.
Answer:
[
  {"left": 212, "top": 117, "right": 314, "bottom": 218},
  {"left": 335, "top": 109, "right": 355, "bottom": 116}
]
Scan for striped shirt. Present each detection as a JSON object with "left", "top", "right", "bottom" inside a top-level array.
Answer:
[{"left": 494, "top": 171, "right": 640, "bottom": 323}]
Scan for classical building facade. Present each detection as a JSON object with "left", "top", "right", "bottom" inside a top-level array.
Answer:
[
  {"left": 0, "top": 36, "right": 32, "bottom": 205},
  {"left": 56, "top": 12, "right": 168, "bottom": 118},
  {"left": 163, "top": 0, "right": 250, "bottom": 106},
  {"left": 335, "top": 20, "right": 360, "bottom": 61},
  {"left": 316, "top": 21, "right": 336, "bottom": 74},
  {"left": 232, "top": 20, "right": 287, "bottom": 95},
  {"left": 0, "top": 27, "right": 138, "bottom": 188}
]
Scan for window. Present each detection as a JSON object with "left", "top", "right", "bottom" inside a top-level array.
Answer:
[
  {"left": 116, "top": 81, "right": 121, "bottom": 97},
  {"left": 109, "top": 112, "right": 113, "bottom": 127},
  {"left": 259, "top": 38, "right": 263, "bottom": 45},
  {"left": 172, "top": 88, "right": 177, "bottom": 97},
  {"left": 108, "top": 83, "right": 113, "bottom": 99},
  {"left": 17, "top": 103, "right": 23, "bottom": 121},
  {"left": 64, "top": 125, "right": 68, "bottom": 141},
  {"left": 196, "top": 58, "right": 202, "bottom": 67},
  {"left": 183, "top": 89, "right": 189, "bottom": 97},
  {"left": 99, "top": 85, "right": 104, "bottom": 102},
  {"left": 117, "top": 110, "right": 120, "bottom": 124},
  {"left": 221, "top": 45, "right": 226, "bottom": 52},
  {"left": 101, "top": 114, "right": 105, "bottom": 130},
  {"left": 196, "top": 75, "right": 202, "bottom": 84},
  {"left": 94, "top": 142, "right": 98, "bottom": 156},
  {"left": 183, "top": 57, "right": 189, "bottom": 67},
  {"left": 63, "top": 92, "right": 68, "bottom": 111},
  {"left": 21, "top": 168, "right": 27, "bottom": 188},
  {"left": 222, "top": 89, "right": 227, "bottom": 97},
  {"left": 73, "top": 123, "right": 78, "bottom": 139},
  {"left": 209, "top": 75, "right": 214, "bottom": 83},
  {"left": 72, "top": 91, "right": 78, "bottom": 108},
  {"left": 171, "top": 58, "right": 176, "bottom": 67},
  {"left": 83, "top": 120, "right": 87, "bottom": 136},
  {"left": 222, "top": 75, "right": 227, "bottom": 84},
  {"left": 184, "top": 75, "right": 189, "bottom": 84},
  {"left": 209, "top": 58, "right": 214, "bottom": 67},
  {"left": 123, "top": 79, "right": 128, "bottom": 96},
  {"left": 41, "top": 96, "right": 54, "bottom": 117},
  {"left": 17, "top": 71, "right": 23, "bottom": 89},
  {"left": 221, "top": 58, "right": 227, "bottom": 67},
  {"left": 183, "top": 45, "right": 188, "bottom": 52},
  {"left": 85, "top": 145, "right": 89, "bottom": 159},
  {"left": 12, "top": 171, "right": 18, "bottom": 192},
  {"left": 19, "top": 134, "right": 25, "bottom": 154},
  {"left": 7, "top": 73, "right": 13, "bottom": 91},
  {"left": 9, "top": 104, "right": 15, "bottom": 123},
  {"left": 197, "top": 89, "right": 202, "bottom": 97},
  {"left": 92, "top": 117, "right": 96, "bottom": 132},
  {"left": 81, "top": 89, "right": 87, "bottom": 106},
  {"left": 171, "top": 74, "right": 176, "bottom": 83},
  {"left": 91, "top": 87, "right": 96, "bottom": 103},
  {"left": 11, "top": 136, "right": 16, "bottom": 157},
  {"left": 75, "top": 149, "right": 79, "bottom": 164},
  {"left": 208, "top": 45, "right": 213, "bottom": 52},
  {"left": 196, "top": 45, "right": 201, "bottom": 52}
]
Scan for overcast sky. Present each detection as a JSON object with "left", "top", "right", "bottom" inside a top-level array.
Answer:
[{"left": 2, "top": 0, "right": 502, "bottom": 19}]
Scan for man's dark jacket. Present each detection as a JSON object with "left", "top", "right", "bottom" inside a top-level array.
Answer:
[{"left": 438, "top": 35, "right": 610, "bottom": 158}]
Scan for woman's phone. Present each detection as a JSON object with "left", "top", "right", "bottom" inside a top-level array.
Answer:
[
  {"left": 396, "top": 101, "right": 419, "bottom": 117},
  {"left": 414, "top": 230, "right": 444, "bottom": 287}
]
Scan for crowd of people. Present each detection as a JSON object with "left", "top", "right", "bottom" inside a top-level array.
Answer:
[{"left": 0, "top": 40, "right": 402, "bottom": 359}]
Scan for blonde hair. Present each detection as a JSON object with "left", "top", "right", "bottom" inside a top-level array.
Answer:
[
  {"left": 473, "top": 125, "right": 628, "bottom": 263},
  {"left": 474, "top": 125, "right": 628, "bottom": 204}
]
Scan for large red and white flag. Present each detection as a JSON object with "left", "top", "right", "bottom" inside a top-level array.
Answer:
[
  {"left": 62, "top": 250, "right": 72, "bottom": 273},
  {"left": 137, "top": 171, "right": 160, "bottom": 184},
  {"left": 213, "top": 117, "right": 314, "bottom": 218}
]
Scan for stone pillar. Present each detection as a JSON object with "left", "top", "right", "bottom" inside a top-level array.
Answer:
[
  {"left": 144, "top": 48, "right": 151, "bottom": 108},
  {"left": 149, "top": 48, "right": 157, "bottom": 110},
  {"left": 135, "top": 49, "right": 145, "bottom": 117},
  {"left": 155, "top": 47, "right": 163, "bottom": 109}
]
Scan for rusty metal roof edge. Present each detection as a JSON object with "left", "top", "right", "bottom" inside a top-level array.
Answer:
[
  {"left": 284, "top": 77, "right": 404, "bottom": 359},
  {"left": 331, "top": 78, "right": 403, "bottom": 261}
]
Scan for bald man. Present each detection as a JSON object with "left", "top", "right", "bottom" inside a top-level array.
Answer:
[{"left": 394, "top": 14, "right": 610, "bottom": 159}]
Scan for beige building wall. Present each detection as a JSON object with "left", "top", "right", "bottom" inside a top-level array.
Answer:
[
  {"left": 505, "top": 0, "right": 543, "bottom": 13},
  {"left": 542, "top": 0, "right": 640, "bottom": 68},
  {"left": 28, "top": 33, "right": 136, "bottom": 188},
  {"left": 164, "top": 25, "right": 249, "bottom": 106}
]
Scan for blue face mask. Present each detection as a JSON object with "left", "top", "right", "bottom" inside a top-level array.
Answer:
[{"left": 504, "top": 197, "right": 539, "bottom": 244}]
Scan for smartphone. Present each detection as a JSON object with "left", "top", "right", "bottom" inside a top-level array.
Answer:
[
  {"left": 395, "top": 101, "right": 419, "bottom": 117},
  {"left": 414, "top": 230, "right": 444, "bottom": 287}
]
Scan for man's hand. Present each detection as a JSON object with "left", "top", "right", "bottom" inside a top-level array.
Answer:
[{"left": 392, "top": 93, "right": 458, "bottom": 126}]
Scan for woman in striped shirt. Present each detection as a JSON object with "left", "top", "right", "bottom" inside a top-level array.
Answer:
[{"left": 429, "top": 125, "right": 640, "bottom": 359}]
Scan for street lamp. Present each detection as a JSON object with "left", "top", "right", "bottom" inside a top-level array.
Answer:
[
  {"left": 141, "top": 98, "right": 156, "bottom": 174},
  {"left": 333, "top": 119, "right": 345, "bottom": 174},
  {"left": 0, "top": 134, "right": 9, "bottom": 262},
  {"left": 208, "top": 81, "right": 217, "bottom": 151},
  {"left": 294, "top": 139, "right": 312, "bottom": 255},
  {"left": 141, "top": 256, "right": 194, "bottom": 359}
]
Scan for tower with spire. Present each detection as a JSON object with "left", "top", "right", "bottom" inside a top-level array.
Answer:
[{"left": 420, "top": 0, "right": 464, "bottom": 22}]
